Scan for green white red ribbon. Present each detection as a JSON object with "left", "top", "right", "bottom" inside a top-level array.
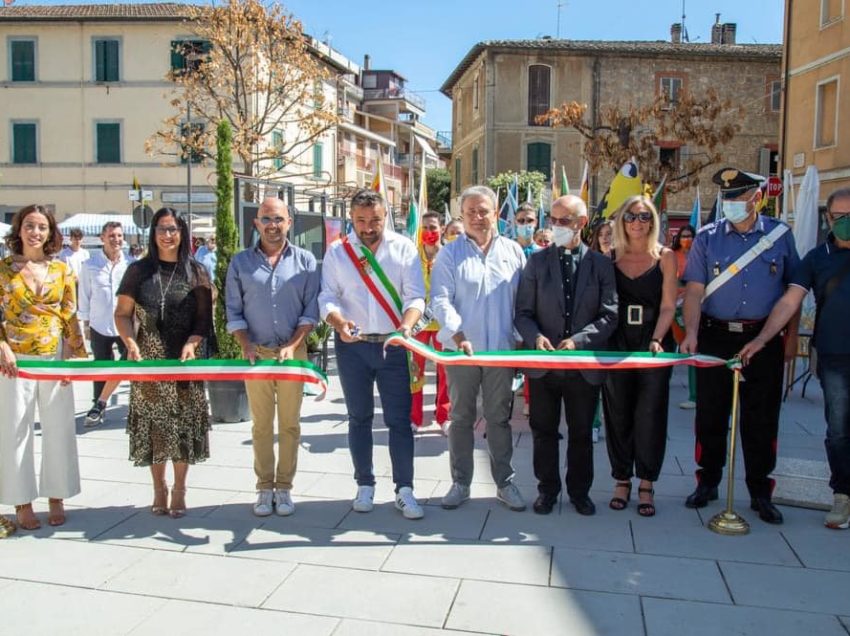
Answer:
[
  {"left": 15, "top": 359, "right": 328, "bottom": 394},
  {"left": 385, "top": 334, "right": 739, "bottom": 370}
]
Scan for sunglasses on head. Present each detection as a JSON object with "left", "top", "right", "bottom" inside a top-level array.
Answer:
[{"left": 623, "top": 211, "right": 652, "bottom": 224}]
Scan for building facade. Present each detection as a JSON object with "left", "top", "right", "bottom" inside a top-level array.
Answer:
[{"left": 441, "top": 29, "right": 781, "bottom": 217}]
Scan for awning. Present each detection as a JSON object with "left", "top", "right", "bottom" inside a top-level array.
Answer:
[
  {"left": 59, "top": 213, "right": 143, "bottom": 236},
  {"left": 0, "top": 222, "right": 11, "bottom": 237},
  {"left": 339, "top": 122, "right": 396, "bottom": 148},
  {"left": 414, "top": 134, "right": 438, "bottom": 159}
]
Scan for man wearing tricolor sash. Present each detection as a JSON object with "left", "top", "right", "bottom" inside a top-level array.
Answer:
[{"left": 319, "top": 189, "right": 426, "bottom": 520}]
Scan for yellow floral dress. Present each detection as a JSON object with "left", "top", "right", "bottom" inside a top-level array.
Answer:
[{"left": 0, "top": 257, "right": 86, "bottom": 358}]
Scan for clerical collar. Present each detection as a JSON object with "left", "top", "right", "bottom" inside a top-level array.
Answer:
[{"left": 559, "top": 245, "right": 582, "bottom": 257}]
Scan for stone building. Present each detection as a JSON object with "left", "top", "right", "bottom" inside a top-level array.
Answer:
[{"left": 441, "top": 25, "right": 781, "bottom": 220}]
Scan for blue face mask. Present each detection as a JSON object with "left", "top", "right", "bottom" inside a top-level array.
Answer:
[
  {"left": 516, "top": 224, "right": 534, "bottom": 240},
  {"left": 722, "top": 199, "right": 751, "bottom": 224}
]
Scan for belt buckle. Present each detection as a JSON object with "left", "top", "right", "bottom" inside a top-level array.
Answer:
[
  {"left": 626, "top": 304, "right": 644, "bottom": 326},
  {"left": 728, "top": 321, "right": 744, "bottom": 333}
]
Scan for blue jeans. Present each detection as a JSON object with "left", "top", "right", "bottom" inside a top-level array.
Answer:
[
  {"left": 818, "top": 354, "right": 850, "bottom": 496},
  {"left": 335, "top": 337, "right": 414, "bottom": 491}
]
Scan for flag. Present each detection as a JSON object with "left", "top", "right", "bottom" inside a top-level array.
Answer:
[
  {"left": 551, "top": 159, "right": 557, "bottom": 199},
  {"left": 406, "top": 196, "right": 419, "bottom": 242},
  {"left": 499, "top": 178, "right": 518, "bottom": 239},
  {"left": 707, "top": 189, "right": 721, "bottom": 225},
  {"left": 689, "top": 186, "right": 701, "bottom": 230},
  {"left": 579, "top": 161, "right": 590, "bottom": 207},
  {"left": 651, "top": 174, "right": 667, "bottom": 212},
  {"left": 410, "top": 154, "right": 428, "bottom": 245},
  {"left": 781, "top": 169, "right": 794, "bottom": 224},
  {"left": 537, "top": 191, "right": 546, "bottom": 230},
  {"left": 560, "top": 165, "right": 570, "bottom": 198},
  {"left": 3, "top": 0, "right": 16, "bottom": 6},
  {"left": 371, "top": 153, "right": 394, "bottom": 232},
  {"left": 443, "top": 202, "right": 452, "bottom": 226},
  {"left": 132, "top": 175, "right": 141, "bottom": 191},
  {"left": 598, "top": 158, "right": 642, "bottom": 219}
]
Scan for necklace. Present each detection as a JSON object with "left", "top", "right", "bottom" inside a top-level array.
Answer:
[{"left": 157, "top": 265, "right": 178, "bottom": 319}]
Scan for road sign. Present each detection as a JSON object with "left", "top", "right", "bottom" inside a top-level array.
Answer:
[
  {"left": 128, "top": 190, "right": 140, "bottom": 202},
  {"left": 133, "top": 204, "right": 154, "bottom": 229},
  {"left": 141, "top": 190, "right": 153, "bottom": 202},
  {"left": 767, "top": 176, "right": 783, "bottom": 198}
]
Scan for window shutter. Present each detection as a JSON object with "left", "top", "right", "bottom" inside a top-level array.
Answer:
[
  {"left": 527, "top": 143, "right": 551, "bottom": 180},
  {"left": 11, "top": 41, "right": 35, "bottom": 81},
  {"left": 313, "top": 143, "right": 323, "bottom": 177},
  {"left": 758, "top": 148, "right": 771, "bottom": 177},
  {"left": 106, "top": 40, "right": 119, "bottom": 81},
  {"left": 97, "top": 123, "right": 120, "bottom": 163},
  {"left": 13, "top": 123, "right": 37, "bottom": 163},
  {"left": 528, "top": 66, "right": 551, "bottom": 125},
  {"left": 95, "top": 40, "right": 106, "bottom": 81},
  {"left": 170, "top": 41, "right": 184, "bottom": 72}
]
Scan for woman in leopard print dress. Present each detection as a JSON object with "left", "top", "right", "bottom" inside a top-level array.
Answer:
[{"left": 115, "top": 208, "right": 212, "bottom": 518}]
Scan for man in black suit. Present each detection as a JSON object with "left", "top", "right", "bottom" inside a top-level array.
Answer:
[{"left": 515, "top": 195, "right": 618, "bottom": 515}]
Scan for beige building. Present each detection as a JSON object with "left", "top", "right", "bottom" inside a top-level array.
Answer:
[
  {"left": 781, "top": 0, "right": 850, "bottom": 200},
  {"left": 441, "top": 28, "right": 782, "bottom": 219}
]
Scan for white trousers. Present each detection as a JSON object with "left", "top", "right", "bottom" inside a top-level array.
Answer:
[{"left": 0, "top": 353, "right": 80, "bottom": 504}]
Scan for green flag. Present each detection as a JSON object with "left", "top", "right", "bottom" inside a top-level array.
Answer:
[{"left": 560, "top": 165, "right": 570, "bottom": 197}]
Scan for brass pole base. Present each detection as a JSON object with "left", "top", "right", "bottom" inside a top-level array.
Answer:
[
  {"left": 0, "top": 515, "right": 16, "bottom": 539},
  {"left": 708, "top": 510, "right": 750, "bottom": 535}
]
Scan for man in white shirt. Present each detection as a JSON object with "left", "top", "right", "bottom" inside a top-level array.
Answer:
[
  {"left": 319, "top": 189, "right": 426, "bottom": 519},
  {"left": 59, "top": 227, "right": 90, "bottom": 277},
  {"left": 78, "top": 222, "right": 129, "bottom": 426}
]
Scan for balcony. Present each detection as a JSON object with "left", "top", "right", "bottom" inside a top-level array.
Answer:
[
  {"left": 363, "top": 87, "right": 426, "bottom": 111},
  {"left": 436, "top": 131, "right": 452, "bottom": 150},
  {"left": 340, "top": 76, "right": 364, "bottom": 102}
]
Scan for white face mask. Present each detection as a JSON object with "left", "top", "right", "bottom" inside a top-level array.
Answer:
[
  {"left": 722, "top": 199, "right": 752, "bottom": 224},
  {"left": 552, "top": 226, "right": 576, "bottom": 247},
  {"left": 516, "top": 224, "right": 534, "bottom": 240}
]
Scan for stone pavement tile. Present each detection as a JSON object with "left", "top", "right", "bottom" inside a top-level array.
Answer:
[
  {"left": 207, "top": 493, "right": 352, "bottom": 530},
  {"left": 642, "top": 597, "right": 847, "bottom": 636},
  {"left": 693, "top": 497, "right": 823, "bottom": 533},
  {"left": 632, "top": 516, "right": 801, "bottom": 566},
  {"left": 382, "top": 539, "right": 552, "bottom": 585},
  {"left": 550, "top": 547, "right": 731, "bottom": 603},
  {"left": 1, "top": 581, "right": 167, "bottom": 636},
  {"left": 338, "top": 497, "right": 490, "bottom": 540},
  {"left": 720, "top": 561, "right": 850, "bottom": 614},
  {"left": 128, "top": 598, "right": 339, "bottom": 635},
  {"left": 80, "top": 481, "right": 233, "bottom": 518},
  {"left": 782, "top": 526, "right": 850, "bottom": 571},
  {"left": 78, "top": 455, "right": 149, "bottom": 484},
  {"left": 841, "top": 616, "right": 850, "bottom": 632},
  {"left": 480, "top": 503, "right": 634, "bottom": 552},
  {"left": 0, "top": 502, "right": 140, "bottom": 541},
  {"left": 296, "top": 449, "right": 363, "bottom": 475},
  {"left": 0, "top": 536, "right": 147, "bottom": 587},
  {"left": 262, "top": 563, "right": 457, "bottom": 627},
  {"left": 426, "top": 479, "right": 540, "bottom": 509},
  {"left": 774, "top": 456, "right": 831, "bottom": 480},
  {"left": 333, "top": 619, "right": 491, "bottom": 636},
  {"left": 446, "top": 579, "right": 643, "bottom": 636},
  {"left": 229, "top": 527, "right": 398, "bottom": 569},
  {"left": 94, "top": 511, "right": 257, "bottom": 555},
  {"left": 75, "top": 436, "right": 131, "bottom": 459},
  {"left": 301, "top": 472, "right": 439, "bottom": 502},
  {"left": 773, "top": 476, "right": 833, "bottom": 509},
  {"left": 103, "top": 550, "right": 293, "bottom": 607},
  {"left": 176, "top": 463, "right": 258, "bottom": 491}
]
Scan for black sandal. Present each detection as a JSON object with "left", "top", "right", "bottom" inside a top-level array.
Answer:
[
  {"left": 609, "top": 481, "right": 632, "bottom": 511},
  {"left": 637, "top": 487, "right": 656, "bottom": 517}
]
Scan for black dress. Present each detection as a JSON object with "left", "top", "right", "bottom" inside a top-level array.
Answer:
[
  {"left": 117, "top": 258, "right": 212, "bottom": 466},
  {"left": 602, "top": 260, "right": 672, "bottom": 482}
]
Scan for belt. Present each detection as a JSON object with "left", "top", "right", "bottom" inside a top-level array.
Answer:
[
  {"left": 701, "top": 316, "right": 766, "bottom": 334},
  {"left": 357, "top": 333, "right": 392, "bottom": 344}
]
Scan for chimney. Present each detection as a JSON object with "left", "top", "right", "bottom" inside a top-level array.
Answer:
[
  {"left": 721, "top": 23, "right": 737, "bottom": 45},
  {"left": 711, "top": 13, "right": 723, "bottom": 44},
  {"left": 671, "top": 23, "right": 682, "bottom": 44},
  {"left": 363, "top": 54, "right": 371, "bottom": 71}
]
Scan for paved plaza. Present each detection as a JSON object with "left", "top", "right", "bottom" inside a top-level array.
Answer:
[{"left": 2, "top": 353, "right": 849, "bottom": 636}]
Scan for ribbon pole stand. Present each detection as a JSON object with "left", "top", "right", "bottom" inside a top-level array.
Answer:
[{"left": 708, "top": 367, "right": 750, "bottom": 535}]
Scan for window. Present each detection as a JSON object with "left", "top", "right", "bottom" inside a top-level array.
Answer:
[
  {"left": 471, "top": 146, "right": 479, "bottom": 184},
  {"left": 528, "top": 65, "right": 551, "bottom": 126},
  {"left": 454, "top": 156, "right": 461, "bottom": 194},
  {"left": 312, "top": 142, "right": 323, "bottom": 178},
  {"left": 362, "top": 73, "right": 377, "bottom": 89},
  {"left": 94, "top": 38, "right": 120, "bottom": 82},
  {"left": 821, "top": 0, "right": 844, "bottom": 26},
  {"left": 659, "top": 146, "right": 680, "bottom": 171},
  {"left": 96, "top": 122, "right": 121, "bottom": 164},
  {"left": 473, "top": 71, "right": 480, "bottom": 113},
  {"left": 12, "top": 122, "right": 37, "bottom": 164},
  {"left": 456, "top": 87, "right": 463, "bottom": 132},
  {"left": 272, "top": 130, "right": 284, "bottom": 170},
  {"left": 180, "top": 122, "right": 204, "bottom": 164},
  {"left": 815, "top": 78, "right": 839, "bottom": 148},
  {"left": 659, "top": 76, "right": 683, "bottom": 105},
  {"left": 526, "top": 142, "right": 551, "bottom": 180},
  {"left": 768, "top": 78, "right": 781, "bottom": 112},
  {"left": 9, "top": 39, "right": 35, "bottom": 82},
  {"left": 170, "top": 40, "right": 211, "bottom": 74}
]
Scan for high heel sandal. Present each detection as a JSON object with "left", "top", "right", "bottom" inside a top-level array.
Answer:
[
  {"left": 637, "top": 486, "right": 656, "bottom": 517},
  {"left": 169, "top": 488, "right": 187, "bottom": 519},
  {"left": 47, "top": 498, "right": 66, "bottom": 526},
  {"left": 609, "top": 481, "right": 632, "bottom": 511},
  {"left": 14, "top": 504, "right": 41, "bottom": 530},
  {"left": 151, "top": 481, "right": 169, "bottom": 516}
]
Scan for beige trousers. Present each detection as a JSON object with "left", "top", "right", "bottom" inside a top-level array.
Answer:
[
  {"left": 0, "top": 352, "right": 80, "bottom": 505},
  {"left": 245, "top": 342, "right": 306, "bottom": 491}
]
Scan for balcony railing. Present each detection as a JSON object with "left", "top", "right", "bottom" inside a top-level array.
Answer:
[
  {"left": 436, "top": 131, "right": 452, "bottom": 150},
  {"left": 363, "top": 87, "right": 426, "bottom": 111}
]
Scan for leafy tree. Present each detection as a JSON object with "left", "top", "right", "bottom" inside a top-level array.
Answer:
[
  {"left": 213, "top": 119, "right": 240, "bottom": 360},
  {"left": 538, "top": 89, "right": 741, "bottom": 193},
  {"left": 426, "top": 168, "right": 451, "bottom": 212},
  {"left": 487, "top": 170, "right": 547, "bottom": 205}
]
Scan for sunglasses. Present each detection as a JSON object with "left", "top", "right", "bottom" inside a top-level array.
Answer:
[
  {"left": 259, "top": 216, "right": 288, "bottom": 226},
  {"left": 623, "top": 211, "right": 652, "bottom": 224},
  {"left": 550, "top": 216, "right": 578, "bottom": 227},
  {"left": 155, "top": 226, "right": 180, "bottom": 235}
]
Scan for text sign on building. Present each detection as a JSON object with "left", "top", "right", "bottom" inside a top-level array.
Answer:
[{"left": 128, "top": 190, "right": 140, "bottom": 202}]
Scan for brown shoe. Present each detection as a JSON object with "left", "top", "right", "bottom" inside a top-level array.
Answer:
[
  {"left": 14, "top": 504, "right": 41, "bottom": 531},
  {"left": 47, "top": 498, "right": 66, "bottom": 526}
]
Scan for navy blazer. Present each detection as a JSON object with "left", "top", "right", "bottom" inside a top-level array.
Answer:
[{"left": 514, "top": 242, "right": 618, "bottom": 384}]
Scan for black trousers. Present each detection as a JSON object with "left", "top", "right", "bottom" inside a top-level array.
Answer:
[
  {"left": 90, "top": 328, "right": 127, "bottom": 401},
  {"left": 694, "top": 324, "right": 783, "bottom": 499},
  {"left": 528, "top": 371, "right": 598, "bottom": 499},
  {"left": 602, "top": 366, "right": 672, "bottom": 482}
]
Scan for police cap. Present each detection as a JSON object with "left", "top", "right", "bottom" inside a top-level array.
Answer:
[{"left": 712, "top": 167, "right": 765, "bottom": 199}]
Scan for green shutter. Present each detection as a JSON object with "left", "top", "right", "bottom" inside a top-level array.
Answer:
[
  {"left": 170, "top": 40, "right": 184, "bottom": 72},
  {"left": 312, "top": 143, "right": 323, "bottom": 177},
  {"left": 11, "top": 40, "right": 35, "bottom": 82},
  {"left": 13, "top": 123, "right": 37, "bottom": 164},
  {"left": 454, "top": 157, "right": 461, "bottom": 194},
  {"left": 95, "top": 40, "right": 119, "bottom": 81},
  {"left": 527, "top": 143, "right": 551, "bottom": 180},
  {"left": 471, "top": 147, "right": 479, "bottom": 184},
  {"left": 96, "top": 123, "right": 121, "bottom": 163}
]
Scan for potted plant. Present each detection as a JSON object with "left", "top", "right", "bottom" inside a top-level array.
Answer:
[
  {"left": 207, "top": 119, "right": 251, "bottom": 422},
  {"left": 305, "top": 320, "right": 332, "bottom": 372}
]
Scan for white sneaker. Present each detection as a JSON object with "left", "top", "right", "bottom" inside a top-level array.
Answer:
[
  {"left": 825, "top": 493, "right": 850, "bottom": 529},
  {"left": 274, "top": 489, "right": 295, "bottom": 517},
  {"left": 352, "top": 485, "right": 375, "bottom": 513},
  {"left": 441, "top": 482, "right": 470, "bottom": 509},
  {"left": 679, "top": 400, "right": 696, "bottom": 410},
  {"left": 497, "top": 482, "right": 527, "bottom": 511},
  {"left": 395, "top": 486, "right": 424, "bottom": 519},
  {"left": 253, "top": 489, "right": 273, "bottom": 517},
  {"left": 592, "top": 427, "right": 600, "bottom": 443}
]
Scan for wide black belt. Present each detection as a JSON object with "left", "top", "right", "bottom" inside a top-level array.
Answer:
[
  {"left": 357, "top": 333, "right": 392, "bottom": 344},
  {"left": 701, "top": 316, "right": 766, "bottom": 334}
]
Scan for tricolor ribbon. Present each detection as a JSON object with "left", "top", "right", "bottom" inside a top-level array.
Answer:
[
  {"left": 385, "top": 334, "right": 741, "bottom": 371},
  {"left": 15, "top": 359, "right": 328, "bottom": 396}
]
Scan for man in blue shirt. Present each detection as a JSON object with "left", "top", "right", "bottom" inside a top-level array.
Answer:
[
  {"left": 681, "top": 168, "right": 800, "bottom": 524},
  {"left": 740, "top": 188, "right": 850, "bottom": 529},
  {"left": 225, "top": 197, "right": 320, "bottom": 518}
]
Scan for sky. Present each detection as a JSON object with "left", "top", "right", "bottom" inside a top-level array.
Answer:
[{"left": 22, "top": 0, "right": 786, "bottom": 132}]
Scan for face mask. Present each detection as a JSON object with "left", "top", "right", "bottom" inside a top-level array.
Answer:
[
  {"left": 444, "top": 234, "right": 459, "bottom": 243},
  {"left": 680, "top": 237, "right": 693, "bottom": 250},
  {"left": 722, "top": 200, "right": 751, "bottom": 224},
  {"left": 516, "top": 223, "right": 534, "bottom": 240},
  {"left": 832, "top": 215, "right": 850, "bottom": 241},
  {"left": 552, "top": 226, "right": 576, "bottom": 248},
  {"left": 421, "top": 230, "right": 441, "bottom": 246}
]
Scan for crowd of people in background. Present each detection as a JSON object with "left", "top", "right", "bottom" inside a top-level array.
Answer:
[{"left": 1, "top": 165, "right": 849, "bottom": 535}]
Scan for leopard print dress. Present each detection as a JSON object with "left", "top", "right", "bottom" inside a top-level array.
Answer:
[{"left": 117, "top": 259, "right": 211, "bottom": 466}]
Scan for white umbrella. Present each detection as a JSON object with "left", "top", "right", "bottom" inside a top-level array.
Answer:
[
  {"left": 792, "top": 165, "right": 820, "bottom": 332},
  {"left": 0, "top": 222, "right": 11, "bottom": 237}
]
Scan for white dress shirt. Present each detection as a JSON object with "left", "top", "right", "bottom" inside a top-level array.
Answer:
[
  {"left": 431, "top": 234, "right": 526, "bottom": 351},
  {"left": 319, "top": 229, "right": 425, "bottom": 333},
  {"left": 59, "top": 246, "right": 91, "bottom": 277},
  {"left": 78, "top": 249, "right": 129, "bottom": 337}
]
